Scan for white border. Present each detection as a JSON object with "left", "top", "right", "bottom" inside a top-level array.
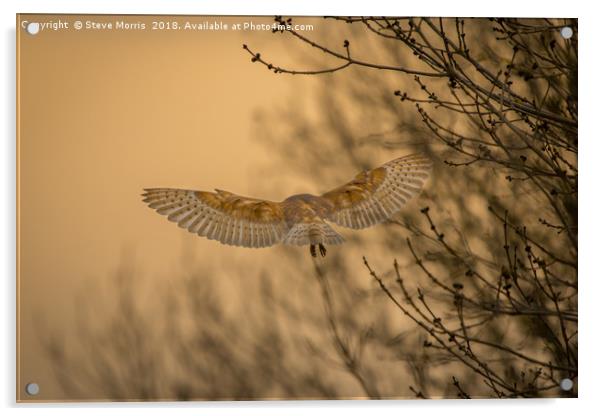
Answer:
[
  {"left": 7, "top": 0, "right": 582, "bottom": 17},
  {"left": 2, "top": 1, "right": 599, "bottom": 415}
]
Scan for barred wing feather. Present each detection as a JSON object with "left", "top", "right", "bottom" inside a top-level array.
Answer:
[
  {"left": 320, "top": 154, "right": 431, "bottom": 229},
  {"left": 142, "top": 188, "right": 287, "bottom": 248}
]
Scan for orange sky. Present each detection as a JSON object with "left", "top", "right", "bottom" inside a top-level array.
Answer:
[{"left": 17, "top": 14, "right": 338, "bottom": 400}]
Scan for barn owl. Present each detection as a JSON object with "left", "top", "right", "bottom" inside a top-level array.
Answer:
[{"left": 142, "top": 154, "right": 431, "bottom": 257}]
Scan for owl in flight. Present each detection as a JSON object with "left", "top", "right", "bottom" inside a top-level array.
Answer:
[{"left": 142, "top": 154, "right": 431, "bottom": 257}]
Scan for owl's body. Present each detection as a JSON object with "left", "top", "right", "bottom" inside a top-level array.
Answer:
[
  {"left": 142, "top": 154, "right": 431, "bottom": 256},
  {"left": 280, "top": 194, "right": 343, "bottom": 255}
]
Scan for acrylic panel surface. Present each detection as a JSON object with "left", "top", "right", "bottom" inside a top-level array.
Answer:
[{"left": 16, "top": 14, "right": 578, "bottom": 401}]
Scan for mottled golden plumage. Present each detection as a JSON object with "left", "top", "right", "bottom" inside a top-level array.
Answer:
[{"left": 142, "top": 154, "right": 431, "bottom": 256}]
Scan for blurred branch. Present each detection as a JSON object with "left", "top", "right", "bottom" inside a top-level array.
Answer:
[{"left": 313, "top": 261, "right": 381, "bottom": 399}]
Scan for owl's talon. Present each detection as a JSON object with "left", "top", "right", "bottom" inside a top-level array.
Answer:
[
  {"left": 319, "top": 244, "right": 327, "bottom": 257},
  {"left": 310, "top": 244, "right": 317, "bottom": 257}
]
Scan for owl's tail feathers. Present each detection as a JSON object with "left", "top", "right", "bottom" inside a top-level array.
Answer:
[{"left": 282, "top": 222, "right": 344, "bottom": 246}]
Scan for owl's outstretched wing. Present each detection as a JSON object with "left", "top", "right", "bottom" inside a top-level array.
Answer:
[
  {"left": 320, "top": 154, "right": 431, "bottom": 229},
  {"left": 142, "top": 188, "right": 287, "bottom": 248}
]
